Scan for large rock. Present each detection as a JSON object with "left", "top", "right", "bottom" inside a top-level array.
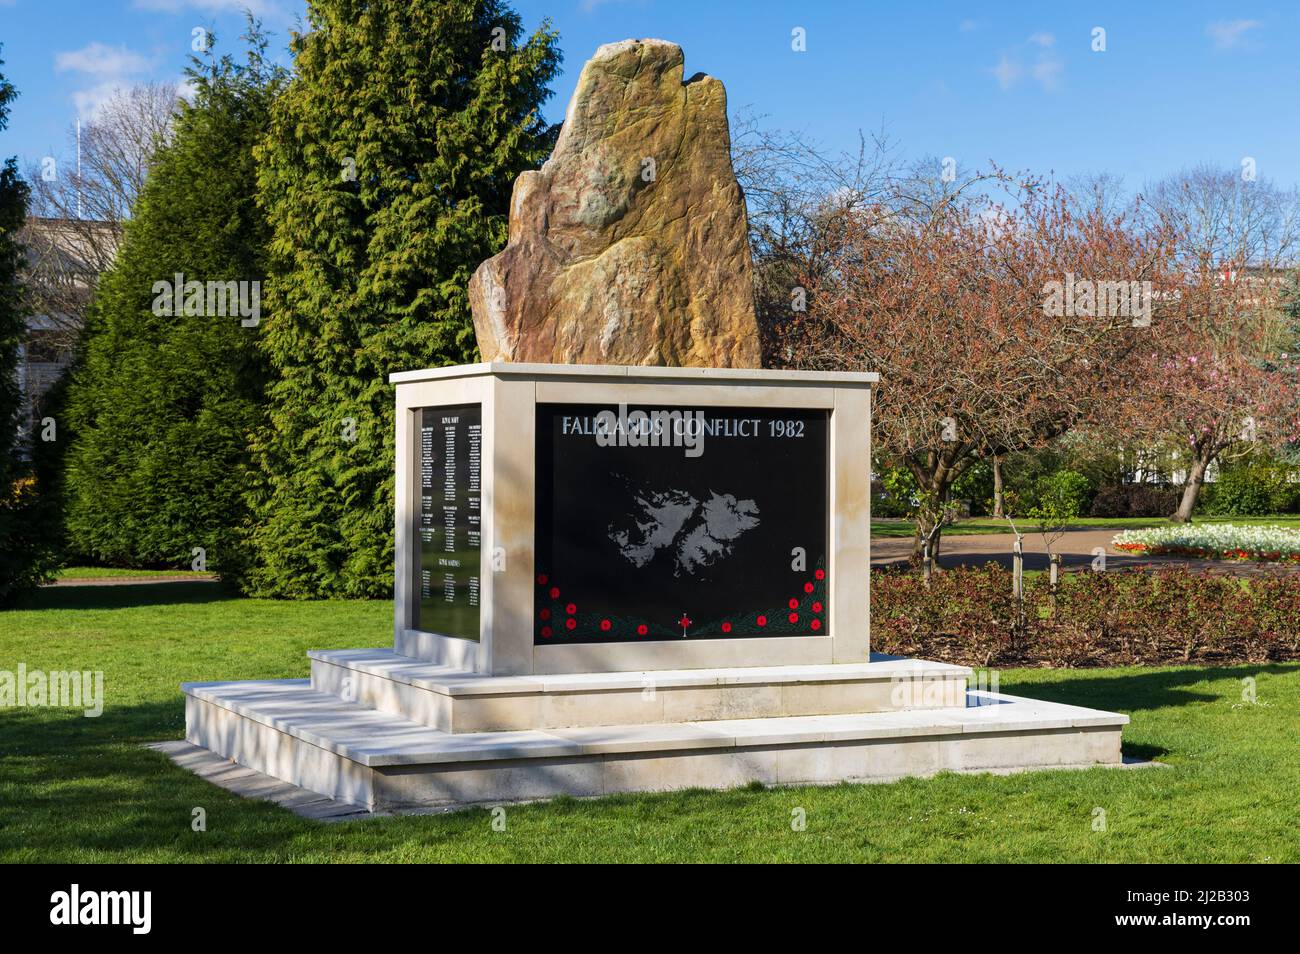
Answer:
[{"left": 469, "top": 38, "right": 761, "bottom": 368}]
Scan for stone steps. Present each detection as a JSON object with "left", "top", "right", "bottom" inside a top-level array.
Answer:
[
  {"left": 308, "top": 648, "right": 973, "bottom": 733},
  {"left": 183, "top": 675, "right": 1128, "bottom": 812}
]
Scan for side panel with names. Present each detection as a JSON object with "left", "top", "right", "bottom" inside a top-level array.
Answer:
[{"left": 417, "top": 404, "right": 482, "bottom": 640}]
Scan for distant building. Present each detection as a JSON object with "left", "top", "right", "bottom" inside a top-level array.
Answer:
[{"left": 13, "top": 215, "right": 119, "bottom": 457}]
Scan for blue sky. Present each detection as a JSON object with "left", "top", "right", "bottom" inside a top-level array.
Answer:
[{"left": 2, "top": 0, "right": 1298, "bottom": 193}]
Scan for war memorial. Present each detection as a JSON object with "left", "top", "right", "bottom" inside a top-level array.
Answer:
[{"left": 180, "top": 40, "right": 1127, "bottom": 812}]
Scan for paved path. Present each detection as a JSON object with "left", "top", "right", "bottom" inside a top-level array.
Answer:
[{"left": 871, "top": 527, "right": 1296, "bottom": 575}]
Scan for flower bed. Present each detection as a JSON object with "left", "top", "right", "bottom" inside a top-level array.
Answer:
[{"left": 1112, "top": 523, "right": 1300, "bottom": 562}]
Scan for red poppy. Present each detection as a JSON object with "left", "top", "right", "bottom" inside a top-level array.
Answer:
[
  {"left": 788, "top": 612, "right": 799, "bottom": 624},
  {"left": 803, "top": 582, "right": 814, "bottom": 593},
  {"left": 536, "top": 574, "right": 548, "bottom": 586},
  {"left": 814, "top": 569, "right": 825, "bottom": 580},
  {"left": 810, "top": 619, "right": 822, "bottom": 632},
  {"left": 812, "top": 601, "right": 823, "bottom": 613},
  {"left": 539, "top": 608, "right": 550, "bottom": 621},
  {"left": 757, "top": 615, "right": 767, "bottom": 627},
  {"left": 637, "top": 624, "right": 648, "bottom": 636},
  {"left": 600, "top": 619, "right": 611, "bottom": 631},
  {"left": 788, "top": 598, "right": 799, "bottom": 610},
  {"left": 541, "top": 625, "right": 552, "bottom": 639},
  {"left": 721, "top": 622, "right": 732, "bottom": 633},
  {"left": 565, "top": 618, "right": 577, "bottom": 630},
  {"left": 549, "top": 586, "right": 560, "bottom": 599},
  {"left": 565, "top": 602, "right": 577, "bottom": 615}
]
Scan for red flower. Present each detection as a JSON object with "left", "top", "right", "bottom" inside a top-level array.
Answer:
[
  {"left": 812, "top": 601, "right": 823, "bottom": 613},
  {"left": 536, "top": 574, "right": 548, "bottom": 586},
  {"left": 565, "top": 602, "right": 577, "bottom": 615},
  {"left": 721, "top": 622, "right": 732, "bottom": 633},
  {"left": 565, "top": 618, "right": 577, "bottom": 631},
  {"left": 541, "top": 626, "right": 552, "bottom": 639},
  {"left": 600, "top": 619, "right": 611, "bottom": 631},
  {"left": 757, "top": 615, "right": 767, "bottom": 627},
  {"left": 637, "top": 624, "right": 648, "bottom": 636},
  {"left": 539, "top": 608, "right": 550, "bottom": 621},
  {"left": 788, "top": 612, "right": 799, "bottom": 624},
  {"left": 810, "top": 619, "right": 822, "bottom": 631},
  {"left": 814, "top": 569, "right": 825, "bottom": 580},
  {"left": 788, "top": 598, "right": 799, "bottom": 610},
  {"left": 549, "top": 586, "right": 560, "bottom": 599},
  {"left": 803, "top": 582, "right": 814, "bottom": 593}
]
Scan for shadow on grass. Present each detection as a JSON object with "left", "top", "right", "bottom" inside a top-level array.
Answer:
[
  {"left": 1121, "top": 741, "right": 1170, "bottom": 761},
  {"left": 15, "top": 581, "right": 238, "bottom": 611},
  {"left": 0, "top": 696, "right": 300, "bottom": 859},
  {"left": 1002, "top": 662, "right": 1299, "bottom": 714}
]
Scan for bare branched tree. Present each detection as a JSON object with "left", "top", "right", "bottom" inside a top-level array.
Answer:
[
  {"left": 22, "top": 82, "right": 178, "bottom": 347},
  {"left": 730, "top": 110, "right": 900, "bottom": 363},
  {"left": 1143, "top": 163, "right": 1300, "bottom": 269}
]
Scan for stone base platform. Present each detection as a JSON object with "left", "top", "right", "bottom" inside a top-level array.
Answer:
[
  {"left": 181, "top": 658, "right": 1128, "bottom": 812},
  {"left": 307, "top": 649, "right": 972, "bottom": 733}
]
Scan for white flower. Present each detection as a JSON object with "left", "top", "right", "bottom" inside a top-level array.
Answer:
[{"left": 1112, "top": 524, "right": 1300, "bottom": 560}]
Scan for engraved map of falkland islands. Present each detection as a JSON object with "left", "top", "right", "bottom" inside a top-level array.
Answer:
[
  {"left": 534, "top": 403, "right": 829, "bottom": 643},
  {"left": 609, "top": 486, "right": 761, "bottom": 575}
]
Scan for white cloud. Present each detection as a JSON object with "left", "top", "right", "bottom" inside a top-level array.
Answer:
[
  {"left": 1206, "top": 19, "right": 1260, "bottom": 50},
  {"left": 1032, "top": 57, "right": 1063, "bottom": 92},
  {"left": 990, "top": 55, "right": 1022, "bottom": 91},
  {"left": 991, "top": 33, "right": 1064, "bottom": 94},
  {"left": 55, "top": 43, "right": 151, "bottom": 78},
  {"left": 55, "top": 42, "right": 156, "bottom": 119},
  {"left": 70, "top": 81, "right": 129, "bottom": 119},
  {"left": 578, "top": 0, "right": 633, "bottom": 12}
]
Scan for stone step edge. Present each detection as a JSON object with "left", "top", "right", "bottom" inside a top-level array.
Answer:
[
  {"left": 182, "top": 679, "right": 1128, "bottom": 770},
  {"left": 306, "top": 648, "right": 973, "bottom": 697}
]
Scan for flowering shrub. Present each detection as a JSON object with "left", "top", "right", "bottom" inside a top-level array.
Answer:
[
  {"left": 871, "top": 564, "right": 1299, "bottom": 665},
  {"left": 1112, "top": 523, "right": 1300, "bottom": 562}
]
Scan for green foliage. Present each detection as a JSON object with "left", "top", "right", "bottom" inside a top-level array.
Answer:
[
  {"left": 243, "top": 0, "right": 561, "bottom": 597},
  {"left": 61, "top": 24, "right": 284, "bottom": 572},
  {"left": 873, "top": 465, "right": 918, "bottom": 517},
  {"left": 1028, "top": 470, "right": 1093, "bottom": 526},
  {"left": 952, "top": 460, "right": 993, "bottom": 515},
  {"left": 1204, "top": 456, "right": 1300, "bottom": 516},
  {"left": 0, "top": 47, "right": 61, "bottom": 603}
]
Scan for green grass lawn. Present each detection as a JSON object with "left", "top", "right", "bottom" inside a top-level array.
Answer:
[
  {"left": 1, "top": 581, "right": 1296, "bottom": 862},
  {"left": 872, "top": 514, "right": 1300, "bottom": 538},
  {"left": 55, "top": 566, "right": 211, "bottom": 580}
]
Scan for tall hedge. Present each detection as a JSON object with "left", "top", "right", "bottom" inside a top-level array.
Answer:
[
  {"left": 0, "top": 48, "right": 61, "bottom": 603},
  {"left": 242, "top": 0, "right": 561, "bottom": 597},
  {"left": 61, "top": 28, "right": 284, "bottom": 571}
]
